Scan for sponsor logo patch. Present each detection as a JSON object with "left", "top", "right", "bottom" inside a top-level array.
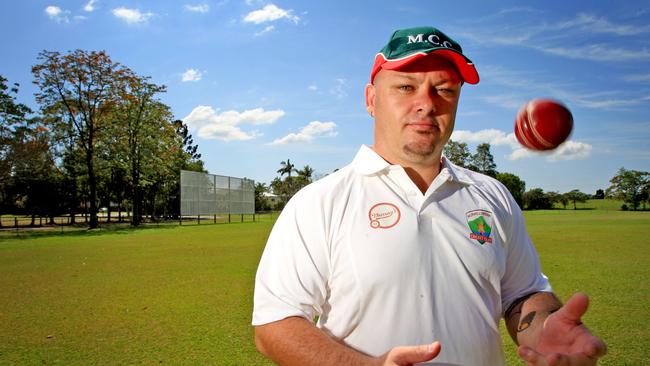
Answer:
[
  {"left": 369, "top": 203, "right": 401, "bottom": 229},
  {"left": 466, "top": 209, "right": 493, "bottom": 245}
]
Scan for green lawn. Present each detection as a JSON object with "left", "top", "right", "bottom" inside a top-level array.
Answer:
[
  {"left": 0, "top": 210, "right": 647, "bottom": 365},
  {"left": 0, "top": 220, "right": 275, "bottom": 365}
]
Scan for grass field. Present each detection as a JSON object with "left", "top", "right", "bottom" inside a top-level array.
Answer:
[{"left": 0, "top": 210, "right": 648, "bottom": 365}]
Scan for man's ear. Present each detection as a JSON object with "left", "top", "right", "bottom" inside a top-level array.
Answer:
[{"left": 365, "top": 83, "right": 376, "bottom": 118}]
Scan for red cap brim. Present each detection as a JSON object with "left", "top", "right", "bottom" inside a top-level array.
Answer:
[{"left": 371, "top": 49, "right": 479, "bottom": 85}]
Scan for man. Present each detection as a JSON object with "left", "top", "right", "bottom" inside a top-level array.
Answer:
[{"left": 252, "top": 26, "right": 606, "bottom": 365}]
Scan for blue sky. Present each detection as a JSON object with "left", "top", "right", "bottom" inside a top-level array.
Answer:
[{"left": 2, "top": 1, "right": 649, "bottom": 195}]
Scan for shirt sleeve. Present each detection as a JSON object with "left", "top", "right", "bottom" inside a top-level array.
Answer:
[
  {"left": 252, "top": 190, "right": 331, "bottom": 326},
  {"left": 498, "top": 185, "right": 553, "bottom": 314}
]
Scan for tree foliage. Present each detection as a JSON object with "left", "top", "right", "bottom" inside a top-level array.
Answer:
[
  {"left": 32, "top": 50, "right": 132, "bottom": 228},
  {"left": 523, "top": 188, "right": 553, "bottom": 210},
  {"left": 14, "top": 50, "right": 207, "bottom": 227},
  {"left": 469, "top": 143, "right": 497, "bottom": 177},
  {"left": 606, "top": 167, "right": 649, "bottom": 211},
  {"left": 563, "top": 189, "right": 590, "bottom": 210},
  {"left": 496, "top": 172, "right": 525, "bottom": 208},
  {"left": 443, "top": 139, "right": 471, "bottom": 168}
]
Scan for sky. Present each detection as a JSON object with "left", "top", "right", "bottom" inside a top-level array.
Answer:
[{"left": 2, "top": 0, "right": 649, "bottom": 195}]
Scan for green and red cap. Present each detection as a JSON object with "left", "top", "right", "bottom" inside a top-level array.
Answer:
[{"left": 371, "top": 26, "right": 479, "bottom": 84}]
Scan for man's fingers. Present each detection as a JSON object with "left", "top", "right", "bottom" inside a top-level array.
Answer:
[
  {"left": 388, "top": 342, "right": 441, "bottom": 365},
  {"left": 519, "top": 344, "right": 602, "bottom": 366},
  {"left": 554, "top": 293, "right": 589, "bottom": 324},
  {"left": 518, "top": 345, "right": 546, "bottom": 365},
  {"left": 583, "top": 337, "right": 608, "bottom": 358}
]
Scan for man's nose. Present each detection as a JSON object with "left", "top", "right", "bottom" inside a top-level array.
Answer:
[{"left": 415, "top": 88, "right": 438, "bottom": 115}]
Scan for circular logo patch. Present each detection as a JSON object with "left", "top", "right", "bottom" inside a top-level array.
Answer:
[{"left": 368, "top": 203, "right": 401, "bottom": 229}]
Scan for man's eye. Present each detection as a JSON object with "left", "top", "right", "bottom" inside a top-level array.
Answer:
[
  {"left": 437, "top": 88, "right": 455, "bottom": 96},
  {"left": 398, "top": 85, "right": 414, "bottom": 92}
]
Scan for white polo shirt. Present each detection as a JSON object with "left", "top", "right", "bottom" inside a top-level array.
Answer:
[{"left": 253, "top": 145, "right": 551, "bottom": 365}]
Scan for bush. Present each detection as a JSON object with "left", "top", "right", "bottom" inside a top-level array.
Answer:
[{"left": 621, "top": 204, "right": 629, "bottom": 211}]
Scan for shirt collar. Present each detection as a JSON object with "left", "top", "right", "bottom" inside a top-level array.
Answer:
[
  {"left": 351, "top": 145, "right": 476, "bottom": 186},
  {"left": 440, "top": 155, "right": 476, "bottom": 186},
  {"left": 351, "top": 145, "right": 391, "bottom": 175}
]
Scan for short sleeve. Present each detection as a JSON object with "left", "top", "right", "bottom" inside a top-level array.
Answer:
[
  {"left": 499, "top": 188, "right": 553, "bottom": 314},
  {"left": 252, "top": 191, "right": 331, "bottom": 326}
]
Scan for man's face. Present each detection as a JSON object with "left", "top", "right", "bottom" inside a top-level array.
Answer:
[{"left": 366, "top": 56, "right": 462, "bottom": 167}]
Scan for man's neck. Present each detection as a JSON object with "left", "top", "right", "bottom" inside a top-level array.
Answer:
[
  {"left": 372, "top": 146, "right": 443, "bottom": 194},
  {"left": 403, "top": 162, "right": 443, "bottom": 194}
]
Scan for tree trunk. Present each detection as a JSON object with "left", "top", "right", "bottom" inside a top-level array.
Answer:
[
  {"left": 87, "top": 144, "right": 99, "bottom": 229},
  {"left": 132, "top": 173, "right": 141, "bottom": 226}
]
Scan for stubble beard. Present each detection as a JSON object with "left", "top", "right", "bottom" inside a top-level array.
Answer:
[{"left": 402, "top": 131, "right": 441, "bottom": 161}]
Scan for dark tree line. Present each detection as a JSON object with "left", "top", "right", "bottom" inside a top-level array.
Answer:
[
  {"left": 1, "top": 49, "right": 204, "bottom": 228},
  {"left": 442, "top": 140, "right": 616, "bottom": 210}
]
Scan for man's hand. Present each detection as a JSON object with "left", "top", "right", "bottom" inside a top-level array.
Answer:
[
  {"left": 517, "top": 293, "right": 607, "bottom": 366},
  {"left": 378, "top": 342, "right": 441, "bottom": 366}
]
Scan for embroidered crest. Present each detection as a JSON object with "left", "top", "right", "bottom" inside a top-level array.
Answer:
[
  {"left": 466, "top": 209, "right": 493, "bottom": 245},
  {"left": 369, "top": 203, "right": 401, "bottom": 229}
]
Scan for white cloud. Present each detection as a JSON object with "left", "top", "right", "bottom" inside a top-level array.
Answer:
[
  {"left": 45, "top": 6, "right": 70, "bottom": 23},
  {"left": 255, "top": 25, "right": 275, "bottom": 36},
  {"left": 112, "top": 7, "right": 154, "bottom": 24},
  {"left": 181, "top": 69, "right": 203, "bottom": 82},
  {"left": 546, "top": 140, "right": 593, "bottom": 161},
  {"left": 84, "top": 0, "right": 98, "bottom": 12},
  {"left": 330, "top": 78, "right": 349, "bottom": 98},
  {"left": 183, "top": 105, "right": 285, "bottom": 142},
  {"left": 450, "top": 128, "right": 592, "bottom": 162},
  {"left": 184, "top": 3, "right": 209, "bottom": 13},
  {"left": 538, "top": 44, "right": 650, "bottom": 62},
  {"left": 454, "top": 13, "right": 650, "bottom": 63},
  {"left": 270, "top": 121, "right": 337, "bottom": 145},
  {"left": 308, "top": 85, "right": 318, "bottom": 91},
  {"left": 624, "top": 74, "right": 650, "bottom": 83},
  {"left": 451, "top": 129, "right": 518, "bottom": 148},
  {"left": 243, "top": 4, "right": 300, "bottom": 24},
  {"left": 566, "top": 13, "right": 650, "bottom": 36}
]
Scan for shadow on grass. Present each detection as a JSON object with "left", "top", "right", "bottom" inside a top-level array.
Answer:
[
  {"left": 0, "top": 218, "right": 270, "bottom": 241},
  {"left": 0, "top": 221, "right": 182, "bottom": 241}
]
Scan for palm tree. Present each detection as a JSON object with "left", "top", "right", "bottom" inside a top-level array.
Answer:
[
  {"left": 277, "top": 159, "right": 296, "bottom": 179},
  {"left": 296, "top": 165, "right": 314, "bottom": 182}
]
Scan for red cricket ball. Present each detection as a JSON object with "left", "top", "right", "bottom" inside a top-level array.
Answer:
[{"left": 514, "top": 99, "right": 573, "bottom": 151}]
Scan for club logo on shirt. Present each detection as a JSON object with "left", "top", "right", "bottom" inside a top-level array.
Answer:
[
  {"left": 369, "top": 203, "right": 401, "bottom": 229},
  {"left": 466, "top": 209, "right": 493, "bottom": 245}
]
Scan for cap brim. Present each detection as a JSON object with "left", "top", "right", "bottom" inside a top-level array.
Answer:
[{"left": 371, "top": 49, "right": 479, "bottom": 85}]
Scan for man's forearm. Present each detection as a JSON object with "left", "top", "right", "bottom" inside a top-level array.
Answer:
[
  {"left": 255, "top": 316, "right": 377, "bottom": 366},
  {"left": 505, "top": 291, "right": 562, "bottom": 347}
]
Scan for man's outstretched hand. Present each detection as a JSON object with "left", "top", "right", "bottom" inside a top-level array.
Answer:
[
  {"left": 378, "top": 342, "right": 441, "bottom": 366},
  {"left": 518, "top": 293, "right": 607, "bottom": 366}
]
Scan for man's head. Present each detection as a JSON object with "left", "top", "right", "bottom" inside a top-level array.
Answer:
[{"left": 366, "top": 26, "right": 479, "bottom": 168}]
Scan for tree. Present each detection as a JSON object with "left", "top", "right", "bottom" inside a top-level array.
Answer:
[
  {"left": 496, "top": 172, "right": 525, "bottom": 208},
  {"left": 545, "top": 191, "right": 568, "bottom": 209},
  {"left": 255, "top": 182, "right": 271, "bottom": 212},
  {"left": 108, "top": 75, "right": 168, "bottom": 225},
  {"left": 443, "top": 139, "right": 471, "bottom": 167},
  {"left": 522, "top": 188, "right": 553, "bottom": 210},
  {"left": 294, "top": 165, "right": 315, "bottom": 191},
  {"left": 32, "top": 50, "right": 132, "bottom": 228},
  {"left": 606, "top": 167, "right": 649, "bottom": 211},
  {"left": 563, "top": 189, "right": 590, "bottom": 210},
  {"left": 0, "top": 75, "right": 33, "bottom": 219},
  {"left": 469, "top": 143, "right": 497, "bottom": 177},
  {"left": 277, "top": 159, "right": 296, "bottom": 179},
  {"left": 593, "top": 189, "right": 605, "bottom": 199}
]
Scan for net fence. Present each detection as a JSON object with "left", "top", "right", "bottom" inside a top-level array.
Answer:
[{"left": 180, "top": 170, "right": 255, "bottom": 216}]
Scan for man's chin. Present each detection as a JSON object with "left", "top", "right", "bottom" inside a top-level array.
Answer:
[{"left": 403, "top": 143, "right": 438, "bottom": 159}]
